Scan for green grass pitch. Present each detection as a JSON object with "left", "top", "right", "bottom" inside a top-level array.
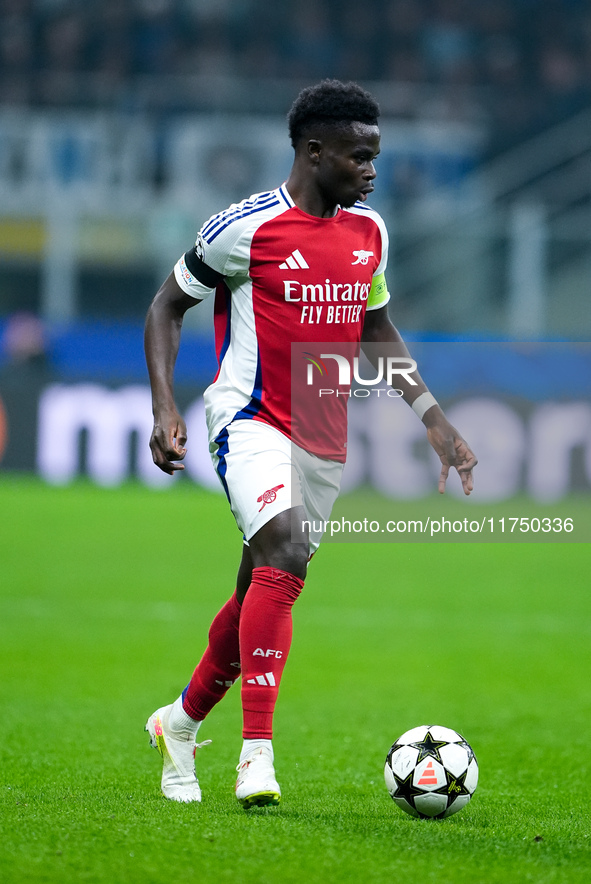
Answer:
[{"left": 1, "top": 477, "right": 590, "bottom": 883}]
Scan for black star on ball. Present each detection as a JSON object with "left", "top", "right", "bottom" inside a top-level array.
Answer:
[
  {"left": 434, "top": 767, "right": 471, "bottom": 811},
  {"left": 409, "top": 729, "right": 447, "bottom": 764},
  {"left": 392, "top": 770, "right": 423, "bottom": 810}
]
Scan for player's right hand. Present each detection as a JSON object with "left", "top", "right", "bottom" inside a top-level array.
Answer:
[{"left": 149, "top": 409, "right": 188, "bottom": 474}]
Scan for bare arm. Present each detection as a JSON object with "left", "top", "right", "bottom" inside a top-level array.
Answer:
[
  {"left": 144, "top": 273, "right": 199, "bottom": 474},
  {"left": 361, "top": 306, "right": 477, "bottom": 495},
  {"left": 361, "top": 305, "right": 431, "bottom": 405}
]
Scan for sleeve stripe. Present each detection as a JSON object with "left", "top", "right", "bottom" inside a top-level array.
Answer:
[{"left": 201, "top": 192, "right": 280, "bottom": 243}]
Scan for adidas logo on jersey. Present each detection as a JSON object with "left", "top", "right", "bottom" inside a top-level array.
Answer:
[
  {"left": 246, "top": 672, "right": 277, "bottom": 686},
  {"left": 279, "top": 249, "right": 309, "bottom": 270}
]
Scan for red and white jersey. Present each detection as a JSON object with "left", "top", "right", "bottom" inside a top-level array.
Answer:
[{"left": 175, "top": 184, "right": 390, "bottom": 461}]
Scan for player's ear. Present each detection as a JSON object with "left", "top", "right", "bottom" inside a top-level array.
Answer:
[{"left": 307, "top": 139, "right": 322, "bottom": 165}]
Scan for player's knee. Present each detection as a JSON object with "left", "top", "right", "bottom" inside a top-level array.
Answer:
[
  {"left": 248, "top": 509, "right": 309, "bottom": 578},
  {"left": 271, "top": 539, "right": 309, "bottom": 579},
  {"left": 250, "top": 535, "right": 309, "bottom": 580}
]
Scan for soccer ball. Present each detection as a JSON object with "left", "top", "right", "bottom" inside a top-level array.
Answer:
[{"left": 384, "top": 724, "right": 478, "bottom": 819}]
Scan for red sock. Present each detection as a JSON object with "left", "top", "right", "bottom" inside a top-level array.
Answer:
[
  {"left": 239, "top": 566, "right": 304, "bottom": 739},
  {"left": 182, "top": 590, "right": 242, "bottom": 721}
]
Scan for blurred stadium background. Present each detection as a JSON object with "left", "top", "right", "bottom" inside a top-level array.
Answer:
[{"left": 0, "top": 0, "right": 590, "bottom": 504}]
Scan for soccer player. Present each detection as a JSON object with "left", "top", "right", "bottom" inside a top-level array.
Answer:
[{"left": 144, "top": 79, "right": 477, "bottom": 808}]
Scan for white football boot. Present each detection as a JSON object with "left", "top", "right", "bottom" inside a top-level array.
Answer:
[
  {"left": 145, "top": 704, "right": 210, "bottom": 803},
  {"left": 235, "top": 746, "right": 281, "bottom": 808}
]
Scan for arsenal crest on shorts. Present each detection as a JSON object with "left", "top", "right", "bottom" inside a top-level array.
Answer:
[{"left": 257, "top": 484, "right": 285, "bottom": 512}]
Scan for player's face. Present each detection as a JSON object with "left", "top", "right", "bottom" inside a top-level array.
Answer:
[{"left": 315, "top": 123, "right": 380, "bottom": 209}]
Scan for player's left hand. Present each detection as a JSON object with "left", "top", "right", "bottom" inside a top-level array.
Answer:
[{"left": 425, "top": 416, "right": 477, "bottom": 496}]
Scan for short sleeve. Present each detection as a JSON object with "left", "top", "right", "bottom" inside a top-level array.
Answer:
[
  {"left": 367, "top": 210, "right": 390, "bottom": 310},
  {"left": 195, "top": 206, "right": 261, "bottom": 278},
  {"left": 173, "top": 252, "right": 215, "bottom": 301}
]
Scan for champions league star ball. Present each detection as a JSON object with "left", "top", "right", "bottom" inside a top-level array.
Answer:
[{"left": 384, "top": 725, "right": 478, "bottom": 819}]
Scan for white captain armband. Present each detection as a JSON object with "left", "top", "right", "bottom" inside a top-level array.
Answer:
[
  {"left": 174, "top": 252, "right": 216, "bottom": 301},
  {"left": 411, "top": 392, "right": 438, "bottom": 421}
]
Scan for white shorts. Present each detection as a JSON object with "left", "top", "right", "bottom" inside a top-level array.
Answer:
[{"left": 209, "top": 419, "right": 343, "bottom": 554}]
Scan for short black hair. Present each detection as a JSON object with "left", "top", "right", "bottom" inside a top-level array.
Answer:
[{"left": 287, "top": 79, "right": 380, "bottom": 148}]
